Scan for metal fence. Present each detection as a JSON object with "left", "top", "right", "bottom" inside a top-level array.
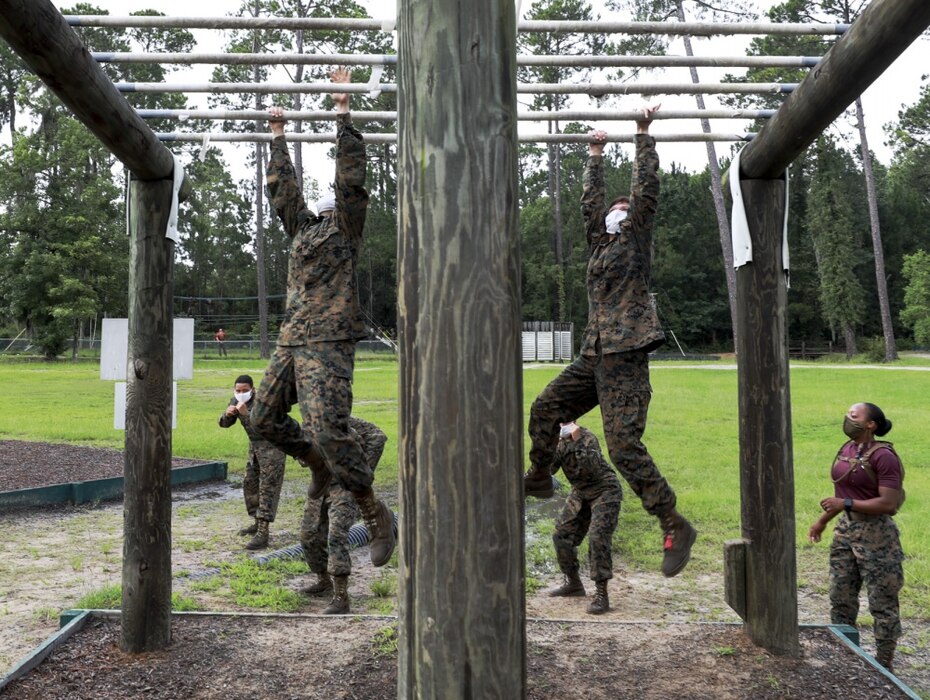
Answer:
[{"left": 521, "top": 322, "right": 574, "bottom": 362}]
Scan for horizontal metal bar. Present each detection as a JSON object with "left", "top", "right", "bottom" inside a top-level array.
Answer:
[
  {"left": 92, "top": 51, "right": 822, "bottom": 69},
  {"left": 157, "top": 131, "right": 754, "bottom": 144},
  {"left": 64, "top": 15, "right": 849, "bottom": 36},
  {"left": 117, "top": 81, "right": 797, "bottom": 96},
  {"left": 138, "top": 108, "right": 776, "bottom": 122}
]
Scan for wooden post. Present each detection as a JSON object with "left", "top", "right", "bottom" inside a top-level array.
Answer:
[
  {"left": 120, "top": 177, "right": 176, "bottom": 652},
  {"left": 0, "top": 0, "right": 188, "bottom": 655},
  {"left": 396, "top": 0, "right": 524, "bottom": 696},
  {"left": 735, "top": 178, "right": 798, "bottom": 657}
]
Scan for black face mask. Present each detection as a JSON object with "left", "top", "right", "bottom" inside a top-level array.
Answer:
[{"left": 843, "top": 416, "right": 866, "bottom": 440}]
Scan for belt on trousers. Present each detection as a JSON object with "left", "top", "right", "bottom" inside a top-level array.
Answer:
[{"left": 846, "top": 511, "right": 882, "bottom": 523}]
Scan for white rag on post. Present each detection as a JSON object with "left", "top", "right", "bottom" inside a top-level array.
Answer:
[
  {"left": 165, "top": 153, "right": 184, "bottom": 243},
  {"left": 729, "top": 146, "right": 790, "bottom": 283}
]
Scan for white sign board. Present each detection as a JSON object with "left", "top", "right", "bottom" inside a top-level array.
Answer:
[
  {"left": 114, "top": 381, "right": 177, "bottom": 430},
  {"left": 100, "top": 318, "right": 194, "bottom": 380}
]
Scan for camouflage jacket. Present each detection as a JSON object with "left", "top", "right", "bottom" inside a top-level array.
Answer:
[
  {"left": 266, "top": 113, "right": 369, "bottom": 345},
  {"left": 350, "top": 416, "right": 387, "bottom": 471},
  {"left": 219, "top": 397, "right": 276, "bottom": 448},
  {"left": 580, "top": 134, "right": 665, "bottom": 356},
  {"left": 551, "top": 427, "right": 622, "bottom": 501},
  {"left": 297, "top": 415, "right": 387, "bottom": 473}
]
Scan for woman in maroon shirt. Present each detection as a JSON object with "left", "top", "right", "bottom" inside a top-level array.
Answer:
[{"left": 808, "top": 402, "right": 905, "bottom": 672}]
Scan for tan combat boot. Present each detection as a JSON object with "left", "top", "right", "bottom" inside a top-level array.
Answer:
[
  {"left": 524, "top": 466, "right": 554, "bottom": 499},
  {"left": 548, "top": 571, "right": 585, "bottom": 597},
  {"left": 300, "top": 572, "right": 334, "bottom": 597},
  {"left": 659, "top": 509, "right": 697, "bottom": 577},
  {"left": 355, "top": 489, "right": 396, "bottom": 567},
  {"left": 238, "top": 518, "right": 259, "bottom": 536},
  {"left": 587, "top": 580, "right": 609, "bottom": 615},
  {"left": 323, "top": 575, "right": 350, "bottom": 615},
  {"left": 876, "top": 640, "right": 896, "bottom": 673},
  {"left": 245, "top": 519, "right": 269, "bottom": 550}
]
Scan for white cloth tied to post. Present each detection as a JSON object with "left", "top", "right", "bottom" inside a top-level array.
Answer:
[
  {"left": 729, "top": 146, "right": 790, "bottom": 283},
  {"left": 165, "top": 153, "right": 184, "bottom": 243}
]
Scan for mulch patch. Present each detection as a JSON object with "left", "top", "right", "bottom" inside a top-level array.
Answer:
[
  {"left": 0, "top": 440, "right": 205, "bottom": 493},
  {"left": 0, "top": 615, "right": 911, "bottom": 700}
]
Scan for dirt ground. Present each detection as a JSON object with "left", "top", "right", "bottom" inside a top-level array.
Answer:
[{"left": 0, "top": 441, "right": 926, "bottom": 698}]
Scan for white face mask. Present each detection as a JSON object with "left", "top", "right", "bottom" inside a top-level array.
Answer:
[
  {"left": 234, "top": 390, "right": 253, "bottom": 403},
  {"left": 605, "top": 209, "right": 627, "bottom": 234},
  {"left": 559, "top": 422, "right": 579, "bottom": 440}
]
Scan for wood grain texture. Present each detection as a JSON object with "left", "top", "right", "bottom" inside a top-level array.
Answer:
[
  {"left": 396, "top": 1, "right": 525, "bottom": 697},
  {"left": 120, "top": 178, "right": 175, "bottom": 653},
  {"left": 735, "top": 179, "right": 798, "bottom": 657},
  {"left": 723, "top": 539, "right": 748, "bottom": 621},
  {"left": 740, "top": 0, "right": 930, "bottom": 180},
  {"left": 0, "top": 0, "right": 177, "bottom": 181}
]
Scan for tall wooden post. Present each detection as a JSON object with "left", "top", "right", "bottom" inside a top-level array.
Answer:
[
  {"left": 734, "top": 178, "right": 798, "bottom": 657},
  {"left": 121, "top": 177, "right": 176, "bottom": 652},
  {"left": 396, "top": 0, "right": 524, "bottom": 696}
]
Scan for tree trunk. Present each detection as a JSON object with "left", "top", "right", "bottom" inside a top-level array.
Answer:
[
  {"left": 843, "top": 323, "right": 857, "bottom": 358},
  {"left": 677, "top": 0, "right": 738, "bottom": 354},
  {"left": 121, "top": 176, "right": 175, "bottom": 653},
  {"left": 396, "top": 0, "right": 525, "bottom": 694},
  {"left": 854, "top": 97, "right": 897, "bottom": 361}
]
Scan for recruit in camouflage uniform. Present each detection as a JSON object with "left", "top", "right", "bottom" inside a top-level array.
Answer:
[
  {"left": 250, "top": 71, "right": 395, "bottom": 568},
  {"left": 547, "top": 424, "right": 622, "bottom": 615},
  {"left": 524, "top": 109, "right": 697, "bottom": 578},
  {"left": 219, "top": 377, "right": 286, "bottom": 550},
  {"left": 300, "top": 416, "right": 388, "bottom": 614},
  {"left": 808, "top": 403, "right": 905, "bottom": 672}
]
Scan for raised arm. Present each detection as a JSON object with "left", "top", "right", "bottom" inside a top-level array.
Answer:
[
  {"left": 331, "top": 67, "right": 369, "bottom": 249},
  {"left": 628, "top": 104, "right": 661, "bottom": 232},
  {"left": 265, "top": 105, "right": 313, "bottom": 238},
  {"left": 580, "top": 129, "right": 608, "bottom": 248}
]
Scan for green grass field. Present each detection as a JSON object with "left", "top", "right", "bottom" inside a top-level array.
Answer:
[{"left": 3, "top": 355, "right": 929, "bottom": 616}]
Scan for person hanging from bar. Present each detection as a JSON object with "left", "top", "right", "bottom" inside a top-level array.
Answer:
[
  {"left": 808, "top": 402, "right": 905, "bottom": 673},
  {"left": 524, "top": 105, "right": 698, "bottom": 578},
  {"left": 218, "top": 374, "right": 286, "bottom": 550},
  {"left": 251, "top": 67, "right": 396, "bottom": 568}
]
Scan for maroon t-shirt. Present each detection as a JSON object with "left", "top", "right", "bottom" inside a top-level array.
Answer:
[{"left": 831, "top": 441, "right": 903, "bottom": 501}]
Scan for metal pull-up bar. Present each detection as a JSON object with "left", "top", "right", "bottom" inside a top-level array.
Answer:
[
  {"left": 135, "top": 108, "right": 776, "bottom": 122},
  {"left": 91, "top": 51, "right": 823, "bottom": 70},
  {"left": 114, "top": 80, "right": 796, "bottom": 96},
  {"left": 154, "top": 131, "right": 754, "bottom": 144},
  {"left": 63, "top": 15, "right": 849, "bottom": 36}
]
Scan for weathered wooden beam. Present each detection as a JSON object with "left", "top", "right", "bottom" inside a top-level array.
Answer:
[
  {"left": 723, "top": 539, "right": 748, "bottom": 621},
  {"left": 120, "top": 178, "right": 175, "bottom": 653},
  {"left": 396, "top": 0, "right": 525, "bottom": 695},
  {"left": 0, "top": 0, "right": 177, "bottom": 182},
  {"left": 735, "top": 178, "right": 798, "bottom": 657},
  {"left": 740, "top": 0, "right": 930, "bottom": 180}
]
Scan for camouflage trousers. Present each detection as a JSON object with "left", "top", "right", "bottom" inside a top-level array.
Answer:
[
  {"left": 528, "top": 349, "right": 675, "bottom": 516},
  {"left": 830, "top": 515, "right": 904, "bottom": 644},
  {"left": 300, "top": 481, "right": 358, "bottom": 578},
  {"left": 243, "top": 442, "right": 287, "bottom": 522},
  {"left": 252, "top": 342, "right": 373, "bottom": 494},
  {"left": 553, "top": 488, "right": 622, "bottom": 582}
]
